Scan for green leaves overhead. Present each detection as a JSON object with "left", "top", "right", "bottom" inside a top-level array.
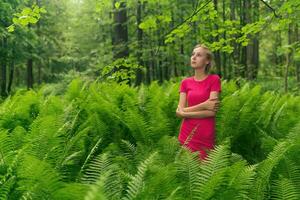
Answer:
[
  {"left": 139, "top": 14, "right": 171, "bottom": 31},
  {"left": 7, "top": 4, "right": 47, "bottom": 32},
  {"left": 101, "top": 57, "right": 145, "bottom": 85}
]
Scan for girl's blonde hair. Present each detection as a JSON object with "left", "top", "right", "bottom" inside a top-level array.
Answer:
[{"left": 193, "top": 44, "right": 214, "bottom": 74}]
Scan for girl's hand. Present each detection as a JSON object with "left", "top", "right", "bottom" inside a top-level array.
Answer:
[
  {"left": 204, "top": 98, "right": 220, "bottom": 112},
  {"left": 176, "top": 106, "right": 185, "bottom": 118}
]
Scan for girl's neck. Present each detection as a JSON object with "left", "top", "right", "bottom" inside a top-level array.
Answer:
[{"left": 194, "top": 69, "right": 208, "bottom": 80}]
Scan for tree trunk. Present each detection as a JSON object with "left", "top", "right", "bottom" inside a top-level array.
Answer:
[
  {"left": 27, "top": 58, "right": 34, "bottom": 89},
  {"left": 157, "top": 6, "right": 163, "bottom": 84},
  {"left": 251, "top": 0, "right": 259, "bottom": 80},
  {"left": 169, "top": 9, "right": 179, "bottom": 77},
  {"left": 284, "top": 23, "right": 293, "bottom": 93},
  {"left": 222, "top": 0, "right": 227, "bottom": 79},
  {"left": 240, "top": 0, "right": 248, "bottom": 78},
  {"left": 37, "top": 0, "right": 42, "bottom": 85},
  {"left": 213, "top": 0, "right": 222, "bottom": 76},
  {"left": 1, "top": 37, "right": 7, "bottom": 97},
  {"left": 135, "top": 0, "right": 143, "bottom": 86},
  {"left": 245, "top": 0, "right": 253, "bottom": 80},
  {"left": 7, "top": 43, "right": 15, "bottom": 94},
  {"left": 230, "top": 0, "right": 238, "bottom": 78},
  {"left": 7, "top": 59, "right": 14, "bottom": 94},
  {"left": 295, "top": 24, "right": 300, "bottom": 87},
  {"left": 112, "top": 0, "right": 129, "bottom": 84}
]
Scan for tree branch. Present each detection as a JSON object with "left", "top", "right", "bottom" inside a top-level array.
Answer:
[
  {"left": 154, "top": 0, "right": 213, "bottom": 56},
  {"left": 260, "top": 0, "right": 281, "bottom": 18}
]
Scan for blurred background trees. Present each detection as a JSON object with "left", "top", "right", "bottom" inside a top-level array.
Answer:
[{"left": 0, "top": 0, "right": 299, "bottom": 95}]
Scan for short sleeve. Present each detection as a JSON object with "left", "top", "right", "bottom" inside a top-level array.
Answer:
[
  {"left": 179, "top": 79, "right": 187, "bottom": 93},
  {"left": 210, "top": 75, "right": 221, "bottom": 92}
]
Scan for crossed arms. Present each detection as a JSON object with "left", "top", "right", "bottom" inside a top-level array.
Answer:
[{"left": 176, "top": 91, "right": 220, "bottom": 119}]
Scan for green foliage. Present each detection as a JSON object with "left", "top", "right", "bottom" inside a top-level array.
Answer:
[
  {"left": 101, "top": 57, "right": 145, "bottom": 85},
  {"left": 0, "top": 78, "right": 299, "bottom": 199},
  {"left": 7, "top": 4, "right": 47, "bottom": 32}
]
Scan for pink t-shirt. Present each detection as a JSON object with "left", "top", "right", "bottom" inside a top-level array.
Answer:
[{"left": 178, "top": 74, "right": 221, "bottom": 159}]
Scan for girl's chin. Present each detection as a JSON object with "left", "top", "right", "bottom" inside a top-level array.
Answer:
[{"left": 191, "top": 65, "right": 205, "bottom": 69}]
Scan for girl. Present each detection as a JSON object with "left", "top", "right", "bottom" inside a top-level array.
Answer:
[{"left": 176, "top": 44, "right": 221, "bottom": 160}]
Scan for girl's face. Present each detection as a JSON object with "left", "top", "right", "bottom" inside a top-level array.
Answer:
[{"left": 190, "top": 47, "right": 210, "bottom": 69}]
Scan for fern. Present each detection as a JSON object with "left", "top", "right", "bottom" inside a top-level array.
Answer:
[
  {"left": 143, "top": 82, "right": 173, "bottom": 143},
  {"left": 24, "top": 115, "right": 65, "bottom": 165},
  {"left": 0, "top": 130, "right": 14, "bottom": 165},
  {"left": 65, "top": 78, "right": 86, "bottom": 102},
  {"left": 271, "top": 101, "right": 288, "bottom": 139},
  {"left": 81, "top": 153, "right": 112, "bottom": 184},
  {"left": 0, "top": 176, "right": 15, "bottom": 200},
  {"left": 174, "top": 146, "right": 201, "bottom": 198},
  {"left": 165, "top": 186, "right": 182, "bottom": 200},
  {"left": 16, "top": 154, "right": 63, "bottom": 199},
  {"left": 223, "top": 161, "right": 256, "bottom": 200},
  {"left": 0, "top": 90, "right": 40, "bottom": 131},
  {"left": 250, "top": 141, "right": 294, "bottom": 200},
  {"left": 122, "top": 151, "right": 157, "bottom": 200},
  {"left": 54, "top": 183, "right": 89, "bottom": 200},
  {"left": 286, "top": 121, "right": 300, "bottom": 145},
  {"left": 193, "top": 144, "right": 231, "bottom": 200},
  {"left": 284, "top": 159, "right": 300, "bottom": 189},
  {"left": 81, "top": 153, "right": 123, "bottom": 199},
  {"left": 0, "top": 77, "right": 299, "bottom": 199},
  {"left": 84, "top": 172, "right": 108, "bottom": 200},
  {"left": 156, "top": 135, "right": 181, "bottom": 164},
  {"left": 78, "top": 136, "right": 102, "bottom": 179},
  {"left": 120, "top": 139, "right": 137, "bottom": 161},
  {"left": 271, "top": 177, "right": 299, "bottom": 200},
  {"left": 122, "top": 108, "right": 151, "bottom": 144}
]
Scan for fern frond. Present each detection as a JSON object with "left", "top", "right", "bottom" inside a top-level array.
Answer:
[
  {"left": 122, "top": 151, "right": 157, "bottom": 200},
  {"left": 226, "top": 161, "right": 256, "bottom": 200},
  {"left": 271, "top": 102, "right": 287, "bottom": 136},
  {"left": 0, "top": 130, "right": 14, "bottom": 164},
  {"left": 65, "top": 78, "right": 85, "bottom": 101},
  {"left": 81, "top": 153, "right": 112, "bottom": 184},
  {"left": 122, "top": 108, "right": 150, "bottom": 143},
  {"left": 250, "top": 141, "right": 294, "bottom": 200},
  {"left": 286, "top": 121, "right": 300, "bottom": 145},
  {"left": 0, "top": 176, "right": 15, "bottom": 200},
  {"left": 16, "top": 154, "right": 63, "bottom": 199},
  {"left": 78, "top": 136, "right": 102, "bottom": 178},
  {"left": 284, "top": 158, "right": 300, "bottom": 189},
  {"left": 120, "top": 139, "right": 137, "bottom": 160},
  {"left": 165, "top": 186, "right": 182, "bottom": 200},
  {"left": 54, "top": 183, "right": 89, "bottom": 200},
  {"left": 193, "top": 144, "right": 231, "bottom": 200},
  {"left": 175, "top": 147, "right": 201, "bottom": 199},
  {"left": 271, "top": 177, "right": 299, "bottom": 200},
  {"left": 84, "top": 171, "right": 109, "bottom": 200},
  {"left": 81, "top": 153, "right": 123, "bottom": 199}
]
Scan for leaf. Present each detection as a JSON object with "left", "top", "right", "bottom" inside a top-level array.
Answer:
[
  {"left": 21, "top": 7, "right": 32, "bottom": 16},
  {"left": 28, "top": 17, "right": 38, "bottom": 24},
  {"left": 40, "top": 7, "right": 47, "bottom": 13},
  {"left": 115, "top": 2, "right": 120, "bottom": 9},
  {"left": 7, "top": 25, "right": 15, "bottom": 32},
  {"left": 12, "top": 17, "right": 18, "bottom": 24}
]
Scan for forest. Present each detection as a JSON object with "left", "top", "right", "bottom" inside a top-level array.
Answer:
[{"left": 0, "top": 0, "right": 300, "bottom": 199}]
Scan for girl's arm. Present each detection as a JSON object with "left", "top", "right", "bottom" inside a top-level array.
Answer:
[
  {"left": 182, "top": 110, "right": 216, "bottom": 118},
  {"left": 183, "top": 91, "right": 220, "bottom": 112},
  {"left": 182, "top": 101, "right": 208, "bottom": 112},
  {"left": 176, "top": 92, "right": 187, "bottom": 118}
]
